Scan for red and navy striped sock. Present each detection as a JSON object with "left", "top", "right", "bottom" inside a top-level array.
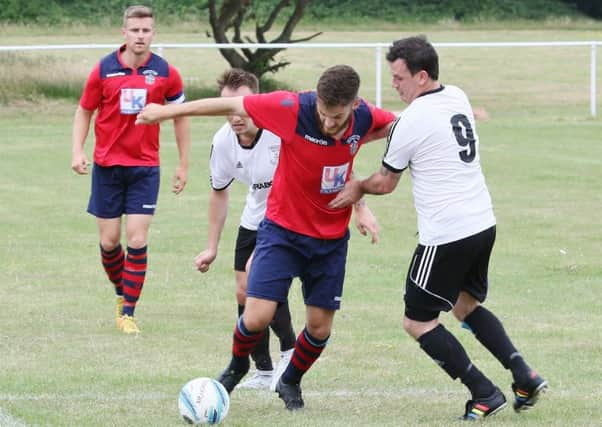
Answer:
[
  {"left": 100, "top": 244, "right": 124, "bottom": 296},
  {"left": 281, "top": 327, "right": 329, "bottom": 385},
  {"left": 230, "top": 316, "right": 264, "bottom": 372},
  {"left": 121, "top": 246, "right": 147, "bottom": 317}
]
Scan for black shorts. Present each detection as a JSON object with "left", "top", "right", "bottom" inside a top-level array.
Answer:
[
  {"left": 404, "top": 226, "right": 496, "bottom": 322},
  {"left": 234, "top": 226, "right": 257, "bottom": 272}
]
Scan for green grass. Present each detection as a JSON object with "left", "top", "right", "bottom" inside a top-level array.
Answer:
[{"left": 1, "top": 27, "right": 602, "bottom": 426}]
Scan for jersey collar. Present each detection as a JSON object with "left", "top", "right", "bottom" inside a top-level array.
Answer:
[{"left": 417, "top": 84, "right": 445, "bottom": 99}]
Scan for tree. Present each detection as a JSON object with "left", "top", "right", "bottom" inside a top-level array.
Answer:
[{"left": 207, "top": 0, "right": 322, "bottom": 78}]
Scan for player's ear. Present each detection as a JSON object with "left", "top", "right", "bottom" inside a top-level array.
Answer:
[
  {"left": 351, "top": 97, "right": 361, "bottom": 110},
  {"left": 417, "top": 70, "right": 430, "bottom": 85}
]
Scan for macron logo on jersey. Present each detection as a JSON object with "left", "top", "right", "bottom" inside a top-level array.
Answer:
[{"left": 304, "top": 134, "right": 329, "bottom": 146}]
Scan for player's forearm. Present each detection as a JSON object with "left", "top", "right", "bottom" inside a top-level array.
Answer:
[
  {"left": 360, "top": 167, "right": 401, "bottom": 195},
  {"left": 170, "top": 97, "right": 245, "bottom": 119},
  {"left": 71, "top": 106, "right": 93, "bottom": 153},
  {"left": 205, "top": 190, "right": 229, "bottom": 252},
  {"left": 173, "top": 117, "right": 191, "bottom": 168}
]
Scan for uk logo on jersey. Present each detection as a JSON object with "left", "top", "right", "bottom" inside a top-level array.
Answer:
[
  {"left": 320, "top": 162, "right": 349, "bottom": 194},
  {"left": 120, "top": 88, "right": 147, "bottom": 114}
]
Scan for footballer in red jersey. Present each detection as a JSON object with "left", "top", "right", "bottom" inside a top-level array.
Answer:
[
  {"left": 71, "top": 5, "right": 191, "bottom": 334},
  {"left": 136, "top": 64, "right": 394, "bottom": 410}
]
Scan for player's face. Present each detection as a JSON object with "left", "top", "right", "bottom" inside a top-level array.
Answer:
[
  {"left": 221, "top": 85, "right": 257, "bottom": 138},
  {"left": 389, "top": 58, "right": 424, "bottom": 104},
  {"left": 316, "top": 100, "right": 356, "bottom": 139},
  {"left": 122, "top": 17, "right": 155, "bottom": 56}
]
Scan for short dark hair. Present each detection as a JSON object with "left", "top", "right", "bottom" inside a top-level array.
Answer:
[
  {"left": 217, "top": 68, "right": 259, "bottom": 94},
  {"left": 316, "top": 64, "right": 360, "bottom": 107},
  {"left": 386, "top": 35, "right": 439, "bottom": 81},
  {"left": 123, "top": 5, "right": 153, "bottom": 26}
]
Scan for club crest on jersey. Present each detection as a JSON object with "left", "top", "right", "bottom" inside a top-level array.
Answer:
[
  {"left": 345, "top": 134, "right": 360, "bottom": 155},
  {"left": 143, "top": 70, "right": 158, "bottom": 85},
  {"left": 320, "top": 162, "right": 349, "bottom": 194},
  {"left": 269, "top": 145, "right": 280, "bottom": 165}
]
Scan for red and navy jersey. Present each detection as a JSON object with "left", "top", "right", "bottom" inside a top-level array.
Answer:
[
  {"left": 243, "top": 90, "right": 395, "bottom": 239},
  {"left": 80, "top": 45, "right": 185, "bottom": 167}
]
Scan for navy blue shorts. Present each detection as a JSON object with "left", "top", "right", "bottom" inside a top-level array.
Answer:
[
  {"left": 246, "top": 219, "right": 350, "bottom": 310},
  {"left": 87, "top": 163, "right": 160, "bottom": 218}
]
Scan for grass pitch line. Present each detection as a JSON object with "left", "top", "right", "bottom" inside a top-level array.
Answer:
[
  {"left": 0, "top": 407, "right": 27, "bottom": 427},
  {"left": 1, "top": 387, "right": 454, "bottom": 402}
]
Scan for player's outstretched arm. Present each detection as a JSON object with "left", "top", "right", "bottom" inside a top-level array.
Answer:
[{"left": 136, "top": 96, "right": 247, "bottom": 124}]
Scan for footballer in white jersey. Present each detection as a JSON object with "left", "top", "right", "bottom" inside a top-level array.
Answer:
[
  {"left": 210, "top": 123, "right": 281, "bottom": 231},
  {"left": 383, "top": 85, "right": 496, "bottom": 246},
  {"left": 330, "top": 35, "right": 547, "bottom": 421}
]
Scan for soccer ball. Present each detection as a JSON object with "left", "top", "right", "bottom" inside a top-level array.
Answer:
[{"left": 178, "top": 377, "right": 230, "bottom": 425}]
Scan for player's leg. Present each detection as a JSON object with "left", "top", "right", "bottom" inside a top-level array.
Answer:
[
  {"left": 121, "top": 213, "right": 152, "bottom": 320},
  {"left": 217, "top": 219, "right": 298, "bottom": 393},
  {"left": 403, "top": 236, "right": 506, "bottom": 420},
  {"left": 233, "top": 228, "right": 274, "bottom": 389},
  {"left": 236, "top": 274, "right": 274, "bottom": 389},
  {"left": 97, "top": 218, "right": 124, "bottom": 322},
  {"left": 217, "top": 297, "right": 277, "bottom": 393},
  {"left": 276, "top": 305, "right": 334, "bottom": 410},
  {"left": 87, "top": 163, "right": 127, "bottom": 326},
  {"left": 97, "top": 218, "right": 123, "bottom": 291},
  {"left": 117, "top": 166, "right": 159, "bottom": 334},
  {"left": 275, "top": 228, "right": 348, "bottom": 410},
  {"left": 451, "top": 226, "right": 547, "bottom": 412},
  {"left": 268, "top": 300, "right": 296, "bottom": 391}
]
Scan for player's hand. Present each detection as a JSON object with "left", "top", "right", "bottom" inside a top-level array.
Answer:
[
  {"left": 135, "top": 103, "right": 165, "bottom": 124},
  {"left": 354, "top": 202, "right": 380, "bottom": 244},
  {"left": 329, "top": 179, "right": 363, "bottom": 209},
  {"left": 172, "top": 165, "right": 188, "bottom": 194},
  {"left": 71, "top": 151, "right": 90, "bottom": 175},
  {"left": 194, "top": 248, "right": 217, "bottom": 273}
]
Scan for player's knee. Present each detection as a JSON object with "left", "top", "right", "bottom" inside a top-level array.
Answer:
[
  {"left": 100, "top": 239, "right": 120, "bottom": 252},
  {"left": 403, "top": 316, "right": 438, "bottom": 339},
  {"left": 127, "top": 236, "right": 147, "bottom": 249},
  {"left": 403, "top": 316, "right": 419, "bottom": 338},
  {"left": 452, "top": 294, "right": 480, "bottom": 321}
]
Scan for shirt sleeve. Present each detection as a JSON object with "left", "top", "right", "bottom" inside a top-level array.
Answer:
[
  {"left": 209, "top": 131, "right": 235, "bottom": 191},
  {"left": 165, "top": 64, "right": 185, "bottom": 104},
  {"left": 242, "top": 91, "right": 298, "bottom": 141},
  {"left": 79, "top": 63, "right": 102, "bottom": 111},
  {"left": 382, "top": 115, "right": 413, "bottom": 173},
  {"left": 367, "top": 101, "right": 396, "bottom": 132}
]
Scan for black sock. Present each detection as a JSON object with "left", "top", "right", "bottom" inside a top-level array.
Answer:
[
  {"left": 251, "top": 328, "right": 273, "bottom": 371},
  {"left": 460, "top": 364, "right": 496, "bottom": 400},
  {"left": 463, "top": 306, "right": 531, "bottom": 384},
  {"left": 418, "top": 324, "right": 494, "bottom": 399},
  {"left": 270, "top": 301, "right": 296, "bottom": 351}
]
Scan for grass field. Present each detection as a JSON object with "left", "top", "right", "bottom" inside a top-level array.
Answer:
[{"left": 1, "top": 25, "right": 602, "bottom": 426}]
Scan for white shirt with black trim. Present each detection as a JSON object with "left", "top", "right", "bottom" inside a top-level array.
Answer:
[
  {"left": 210, "top": 123, "right": 281, "bottom": 230},
  {"left": 383, "top": 85, "right": 496, "bottom": 246}
]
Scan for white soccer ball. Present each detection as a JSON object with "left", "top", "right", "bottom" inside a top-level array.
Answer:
[{"left": 178, "top": 377, "right": 230, "bottom": 425}]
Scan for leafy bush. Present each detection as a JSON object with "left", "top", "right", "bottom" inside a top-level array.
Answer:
[{"left": 0, "top": 0, "right": 594, "bottom": 24}]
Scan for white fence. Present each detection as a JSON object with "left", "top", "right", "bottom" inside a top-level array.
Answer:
[{"left": 1, "top": 41, "right": 600, "bottom": 116}]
